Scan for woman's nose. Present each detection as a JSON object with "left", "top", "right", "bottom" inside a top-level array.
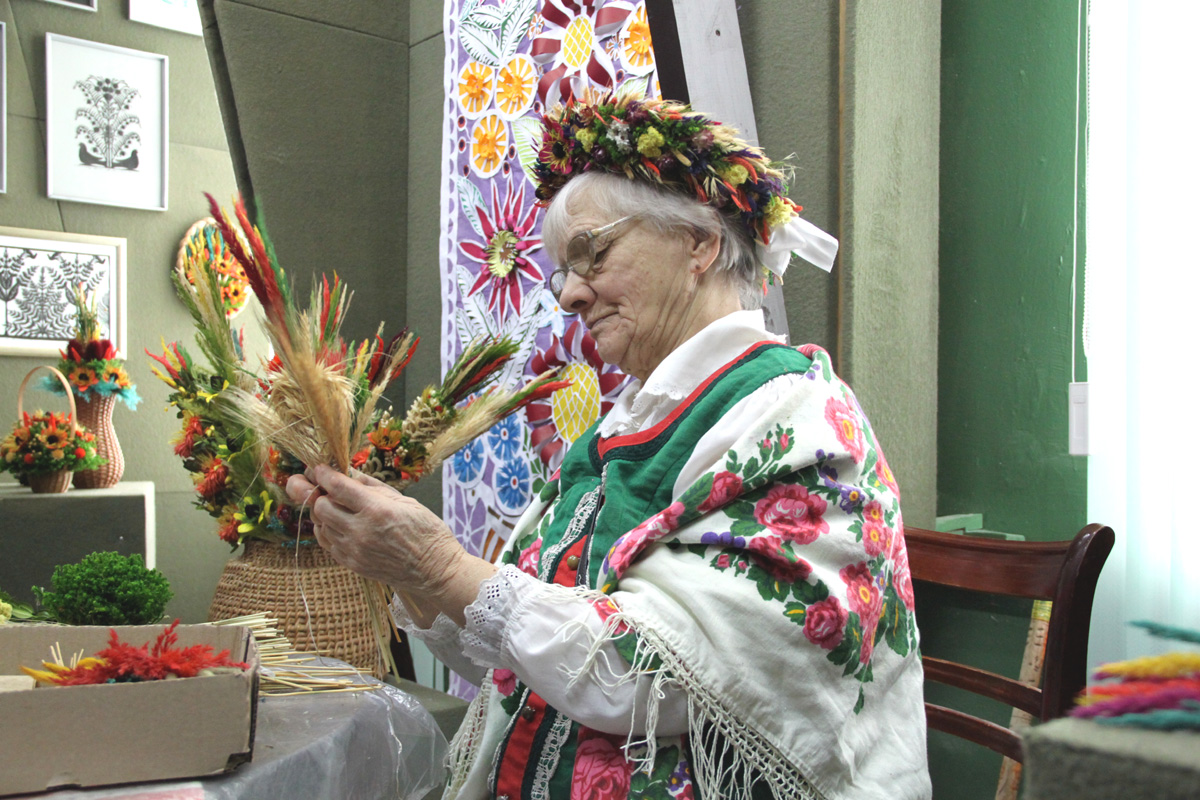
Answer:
[{"left": 556, "top": 270, "right": 593, "bottom": 313}]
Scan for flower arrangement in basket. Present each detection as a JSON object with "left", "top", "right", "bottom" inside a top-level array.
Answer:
[
  {"left": 42, "top": 284, "right": 140, "bottom": 488},
  {"left": 1, "top": 366, "right": 104, "bottom": 493}
]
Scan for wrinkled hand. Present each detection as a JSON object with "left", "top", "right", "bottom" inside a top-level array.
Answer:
[{"left": 285, "top": 465, "right": 466, "bottom": 600}]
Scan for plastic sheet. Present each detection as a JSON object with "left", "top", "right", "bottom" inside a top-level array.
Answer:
[{"left": 19, "top": 660, "right": 448, "bottom": 800}]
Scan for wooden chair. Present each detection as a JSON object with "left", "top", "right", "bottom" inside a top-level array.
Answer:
[{"left": 905, "top": 523, "right": 1115, "bottom": 763}]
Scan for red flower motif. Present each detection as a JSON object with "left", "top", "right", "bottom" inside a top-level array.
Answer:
[
  {"left": 825, "top": 396, "right": 865, "bottom": 463},
  {"left": 697, "top": 470, "right": 742, "bottom": 513},
  {"left": 571, "top": 728, "right": 632, "bottom": 800},
  {"left": 591, "top": 597, "right": 631, "bottom": 635},
  {"left": 492, "top": 668, "right": 517, "bottom": 696},
  {"left": 458, "top": 178, "right": 543, "bottom": 320},
  {"left": 804, "top": 596, "right": 848, "bottom": 650},
  {"left": 518, "top": 539, "right": 542, "bottom": 577},
  {"left": 753, "top": 484, "right": 829, "bottom": 544},
  {"left": 747, "top": 534, "right": 813, "bottom": 583}
]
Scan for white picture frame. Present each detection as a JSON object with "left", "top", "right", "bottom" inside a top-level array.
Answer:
[
  {"left": 129, "top": 0, "right": 203, "bottom": 37},
  {"left": 45, "top": 33, "right": 169, "bottom": 211},
  {"left": 1, "top": 21, "right": 7, "bottom": 195},
  {"left": 41, "top": 0, "right": 98, "bottom": 10},
  {"left": 0, "top": 227, "right": 128, "bottom": 358}
]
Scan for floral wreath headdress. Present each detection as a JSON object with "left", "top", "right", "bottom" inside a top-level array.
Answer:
[{"left": 533, "top": 90, "right": 838, "bottom": 279}]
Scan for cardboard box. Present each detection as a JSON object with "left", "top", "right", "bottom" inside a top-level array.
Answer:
[{"left": 0, "top": 623, "right": 258, "bottom": 796}]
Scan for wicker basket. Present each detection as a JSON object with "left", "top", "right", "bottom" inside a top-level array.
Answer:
[
  {"left": 14, "top": 366, "right": 81, "bottom": 495},
  {"left": 207, "top": 539, "right": 385, "bottom": 677}
]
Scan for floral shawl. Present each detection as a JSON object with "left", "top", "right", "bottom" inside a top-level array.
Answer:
[{"left": 444, "top": 343, "right": 930, "bottom": 800}]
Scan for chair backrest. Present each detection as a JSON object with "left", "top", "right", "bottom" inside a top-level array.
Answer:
[{"left": 905, "top": 523, "right": 1115, "bottom": 762}]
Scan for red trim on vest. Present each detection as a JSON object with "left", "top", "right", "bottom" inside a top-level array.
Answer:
[
  {"left": 595, "top": 341, "right": 781, "bottom": 459},
  {"left": 494, "top": 692, "right": 549, "bottom": 799}
]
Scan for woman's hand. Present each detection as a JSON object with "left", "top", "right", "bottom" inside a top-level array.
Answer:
[{"left": 285, "top": 465, "right": 497, "bottom": 625}]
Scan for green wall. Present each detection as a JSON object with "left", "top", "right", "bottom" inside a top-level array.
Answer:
[
  {"left": 938, "top": 0, "right": 1086, "bottom": 540},
  {"left": 931, "top": 2, "right": 1086, "bottom": 798},
  {"left": 0, "top": 0, "right": 247, "bottom": 622}
]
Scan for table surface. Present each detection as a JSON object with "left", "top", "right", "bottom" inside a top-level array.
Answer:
[{"left": 8, "top": 667, "right": 449, "bottom": 800}]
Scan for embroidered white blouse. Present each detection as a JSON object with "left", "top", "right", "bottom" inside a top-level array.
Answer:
[{"left": 393, "top": 309, "right": 803, "bottom": 734}]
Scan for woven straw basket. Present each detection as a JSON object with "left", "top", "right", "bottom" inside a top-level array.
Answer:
[
  {"left": 15, "top": 366, "right": 80, "bottom": 494},
  {"left": 208, "top": 539, "right": 385, "bottom": 677}
]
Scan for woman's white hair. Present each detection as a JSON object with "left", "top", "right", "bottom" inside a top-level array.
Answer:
[{"left": 542, "top": 172, "right": 763, "bottom": 310}]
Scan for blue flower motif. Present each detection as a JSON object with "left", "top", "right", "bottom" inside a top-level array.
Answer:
[
  {"left": 494, "top": 456, "right": 532, "bottom": 514},
  {"left": 486, "top": 414, "right": 522, "bottom": 462},
  {"left": 451, "top": 437, "right": 485, "bottom": 488},
  {"left": 700, "top": 531, "right": 746, "bottom": 549}
]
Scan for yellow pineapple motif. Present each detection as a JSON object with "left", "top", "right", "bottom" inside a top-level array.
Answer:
[
  {"left": 551, "top": 362, "right": 601, "bottom": 443},
  {"left": 562, "top": 17, "right": 595, "bottom": 69}
]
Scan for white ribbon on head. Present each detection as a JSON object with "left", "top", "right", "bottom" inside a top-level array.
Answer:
[{"left": 756, "top": 214, "right": 840, "bottom": 277}]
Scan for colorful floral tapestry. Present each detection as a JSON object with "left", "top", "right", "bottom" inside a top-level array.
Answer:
[{"left": 439, "top": 0, "right": 658, "bottom": 694}]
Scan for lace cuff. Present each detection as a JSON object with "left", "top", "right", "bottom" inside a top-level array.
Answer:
[
  {"left": 460, "top": 564, "right": 546, "bottom": 668},
  {"left": 388, "top": 592, "right": 460, "bottom": 646}
]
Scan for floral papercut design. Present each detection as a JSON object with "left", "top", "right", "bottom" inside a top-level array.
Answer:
[
  {"left": 74, "top": 76, "right": 140, "bottom": 170},
  {"left": 451, "top": 436, "right": 485, "bottom": 487},
  {"left": 487, "top": 413, "right": 523, "bottom": 462},
  {"left": 458, "top": 61, "right": 495, "bottom": 118},
  {"left": 530, "top": 0, "right": 636, "bottom": 108},
  {"left": 527, "top": 319, "right": 626, "bottom": 468},
  {"left": 617, "top": 2, "right": 655, "bottom": 76},
  {"left": 495, "top": 455, "right": 532, "bottom": 514},
  {"left": 496, "top": 54, "right": 538, "bottom": 119},
  {"left": 471, "top": 114, "right": 510, "bottom": 177},
  {"left": 458, "top": 178, "right": 544, "bottom": 320}
]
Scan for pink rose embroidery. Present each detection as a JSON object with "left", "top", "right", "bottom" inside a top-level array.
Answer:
[
  {"left": 841, "top": 562, "right": 882, "bottom": 619},
  {"left": 754, "top": 484, "right": 829, "bottom": 545},
  {"left": 492, "top": 668, "right": 516, "bottom": 696},
  {"left": 698, "top": 471, "right": 743, "bottom": 514},
  {"left": 517, "top": 539, "right": 542, "bottom": 577},
  {"left": 863, "top": 500, "right": 885, "bottom": 525},
  {"left": 748, "top": 534, "right": 813, "bottom": 583},
  {"left": 825, "top": 397, "right": 866, "bottom": 463},
  {"left": 606, "top": 502, "right": 685, "bottom": 576},
  {"left": 571, "top": 729, "right": 632, "bottom": 800},
  {"left": 804, "top": 596, "right": 848, "bottom": 650}
]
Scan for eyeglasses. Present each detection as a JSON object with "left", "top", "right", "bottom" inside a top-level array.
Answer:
[{"left": 548, "top": 215, "right": 637, "bottom": 301}]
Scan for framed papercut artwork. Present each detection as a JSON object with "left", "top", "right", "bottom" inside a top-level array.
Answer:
[
  {"left": 1, "top": 21, "right": 7, "bottom": 194},
  {"left": 0, "top": 227, "right": 127, "bottom": 358},
  {"left": 45, "top": 33, "right": 169, "bottom": 211},
  {"left": 41, "top": 0, "right": 98, "bottom": 10},
  {"left": 129, "top": 0, "right": 202, "bottom": 37}
]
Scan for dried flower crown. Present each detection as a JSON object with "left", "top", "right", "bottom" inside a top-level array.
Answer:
[{"left": 533, "top": 90, "right": 838, "bottom": 278}]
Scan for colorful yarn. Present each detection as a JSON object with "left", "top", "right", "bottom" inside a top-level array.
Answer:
[
  {"left": 1072, "top": 686, "right": 1200, "bottom": 718},
  {"left": 1131, "top": 619, "right": 1200, "bottom": 645},
  {"left": 1093, "top": 652, "right": 1200, "bottom": 681},
  {"left": 1091, "top": 703, "right": 1200, "bottom": 731},
  {"left": 1075, "top": 678, "right": 1200, "bottom": 706}
]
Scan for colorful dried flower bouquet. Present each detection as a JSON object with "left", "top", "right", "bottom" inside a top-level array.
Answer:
[
  {"left": 0, "top": 410, "right": 102, "bottom": 479},
  {"left": 45, "top": 284, "right": 140, "bottom": 411}
]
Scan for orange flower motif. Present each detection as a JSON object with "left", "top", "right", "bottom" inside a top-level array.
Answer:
[{"left": 368, "top": 427, "right": 404, "bottom": 451}]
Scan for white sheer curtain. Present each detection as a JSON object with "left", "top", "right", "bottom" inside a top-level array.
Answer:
[{"left": 1087, "top": 1, "right": 1200, "bottom": 668}]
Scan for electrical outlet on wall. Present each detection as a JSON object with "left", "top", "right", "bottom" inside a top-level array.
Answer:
[{"left": 1069, "top": 382, "right": 1089, "bottom": 456}]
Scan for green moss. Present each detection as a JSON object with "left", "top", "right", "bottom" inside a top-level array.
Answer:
[{"left": 34, "top": 552, "right": 173, "bottom": 626}]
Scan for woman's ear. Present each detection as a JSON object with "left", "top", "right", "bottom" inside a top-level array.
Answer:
[{"left": 689, "top": 231, "right": 721, "bottom": 274}]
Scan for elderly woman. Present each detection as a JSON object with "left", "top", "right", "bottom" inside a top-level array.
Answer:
[{"left": 288, "top": 94, "right": 930, "bottom": 800}]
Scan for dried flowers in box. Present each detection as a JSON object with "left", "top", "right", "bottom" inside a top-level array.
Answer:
[{"left": 22, "top": 620, "right": 247, "bottom": 686}]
